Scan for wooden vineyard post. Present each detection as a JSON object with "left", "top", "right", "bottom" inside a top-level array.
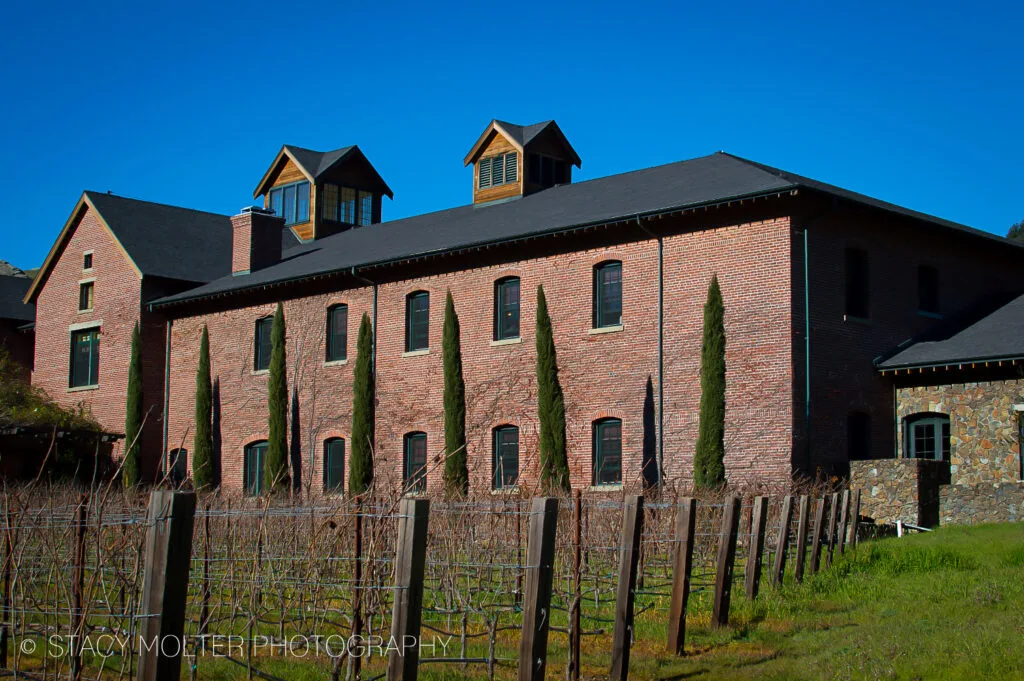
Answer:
[
  {"left": 137, "top": 491, "right": 197, "bottom": 681},
  {"left": 568, "top": 490, "right": 582, "bottom": 681},
  {"left": 71, "top": 494, "right": 88, "bottom": 681},
  {"left": 848, "top": 490, "right": 862, "bottom": 548},
  {"left": 809, "top": 497, "right": 827, "bottom": 574},
  {"left": 744, "top": 496, "right": 769, "bottom": 601},
  {"left": 610, "top": 495, "right": 644, "bottom": 681},
  {"left": 712, "top": 496, "right": 741, "bottom": 627},
  {"left": 837, "top": 490, "right": 851, "bottom": 555},
  {"left": 793, "top": 495, "right": 810, "bottom": 584},
  {"left": 666, "top": 498, "right": 695, "bottom": 655},
  {"left": 518, "top": 497, "right": 558, "bottom": 681},
  {"left": 387, "top": 497, "right": 430, "bottom": 681},
  {"left": 771, "top": 495, "right": 794, "bottom": 586},
  {"left": 0, "top": 505, "right": 12, "bottom": 669},
  {"left": 348, "top": 499, "right": 364, "bottom": 681},
  {"left": 825, "top": 492, "right": 839, "bottom": 568}
]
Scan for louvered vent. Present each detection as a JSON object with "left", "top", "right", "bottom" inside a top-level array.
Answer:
[
  {"left": 479, "top": 158, "right": 492, "bottom": 189},
  {"left": 505, "top": 152, "right": 518, "bottom": 182}
]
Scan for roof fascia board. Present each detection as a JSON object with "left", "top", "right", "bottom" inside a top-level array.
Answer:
[
  {"left": 877, "top": 355, "right": 1024, "bottom": 373},
  {"left": 463, "top": 121, "right": 523, "bottom": 166},
  {"left": 253, "top": 147, "right": 316, "bottom": 198}
]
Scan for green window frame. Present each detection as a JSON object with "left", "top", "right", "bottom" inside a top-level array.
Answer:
[
  {"left": 326, "top": 304, "right": 348, "bottom": 362},
  {"left": 268, "top": 181, "right": 311, "bottom": 225},
  {"left": 593, "top": 261, "right": 623, "bottom": 328},
  {"left": 69, "top": 328, "right": 100, "bottom": 388},
  {"left": 494, "top": 277, "right": 521, "bottom": 340},
  {"left": 405, "top": 291, "right": 429, "bottom": 352},
  {"left": 904, "top": 413, "right": 950, "bottom": 461},
  {"left": 244, "top": 441, "right": 268, "bottom": 496},
  {"left": 323, "top": 438, "right": 345, "bottom": 493},
  {"left": 593, "top": 418, "right": 622, "bottom": 486},
  {"left": 168, "top": 448, "right": 188, "bottom": 484},
  {"left": 493, "top": 426, "right": 519, "bottom": 490},
  {"left": 403, "top": 432, "right": 427, "bottom": 493},
  {"left": 254, "top": 317, "right": 273, "bottom": 371}
]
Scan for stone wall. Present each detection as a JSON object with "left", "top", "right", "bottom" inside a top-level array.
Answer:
[
  {"left": 850, "top": 458, "right": 948, "bottom": 527},
  {"left": 940, "top": 482, "right": 1024, "bottom": 525},
  {"left": 896, "top": 378, "right": 1024, "bottom": 486}
]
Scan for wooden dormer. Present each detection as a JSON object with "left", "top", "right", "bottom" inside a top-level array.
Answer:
[
  {"left": 253, "top": 145, "right": 393, "bottom": 241},
  {"left": 464, "top": 120, "right": 581, "bottom": 205}
]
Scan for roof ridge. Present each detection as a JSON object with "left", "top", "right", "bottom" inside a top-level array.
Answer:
[{"left": 84, "top": 190, "right": 230, "bottom": 219}]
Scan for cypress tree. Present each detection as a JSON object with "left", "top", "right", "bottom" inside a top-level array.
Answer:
[
  {"left": 536, "top": 285, "right": 569, "bottom": 493},
  {"left": 265, "top": 303, "right": 289, "bottom": 492},
  {"left": 694, "top": 274, "right": 727, "bottom": 489},
  {"left": 442, "top": 291, "right": 468, "bottom": 497},
  {"left": 122, "top": 321, "right": 143, "bottom": 488},
  {"left": 349, "top": 313, "right": 375, "bottom": 495},
  {"left": 193, "top": 325, "right": 215, "bottom": 490}
]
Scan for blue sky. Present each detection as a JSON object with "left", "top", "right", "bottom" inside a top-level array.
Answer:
[{"left": 1, "top": 0, "right": 1021, "bottom": 271}]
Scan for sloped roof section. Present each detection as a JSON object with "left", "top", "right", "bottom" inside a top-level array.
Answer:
[
  {"left": 465, "top": 119, "right": 582, "bottom": 167},
  {"left": 0, "top": 275, "right": 34, "bottom": 322},
  {"left": 254, "top": 145, "right": 394, "bottom": 199},
  {"left": 0, "top": 261, "right": 28, "bottom": 278},
  {"left": 878, "top": 294, "right": 1024, "bottom": 370}
]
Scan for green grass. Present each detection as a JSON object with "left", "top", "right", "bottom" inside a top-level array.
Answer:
[{"left": 608, "top": 522, "right": 1024, "bottom": 681}]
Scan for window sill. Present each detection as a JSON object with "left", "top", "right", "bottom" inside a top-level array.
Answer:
[
  {"left": 323, "top": 359, "right": 348, "bottom": 367},
  {"left": 917, "top": 310, "right": 943, "bottom": 320},
  {"left": 589, "top": 324, "right": 624, "bottom": 335},
  {"left": 491, "top": 486, "right": 520, "bottom": 495},
  {"left": 77, "top": 309, "right": 94, "bottom": 315},
  {"left": 402, "top": 349, "right": 430, "bottom": 358},
  {"left": 67, "top": 385, "right": 99, "bottom": 393},
  {"left": 585, "top": 483, "right": 623, "bottom": 492},
  {"left": 490, "top": 337, "right": 522, "bottom": 347},
  {"left": 843, "top": 315, "right": 872, "bottom": 326},
  {"left": 251, "top": 369, "right": 269, "bottom": 376}
]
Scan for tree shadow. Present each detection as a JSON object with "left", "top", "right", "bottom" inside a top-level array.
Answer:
[
  {"left": 212, "top": 377, "right": 223, "bottom": 488},
  {"left": 290, "top": 389, "right": 302, "bottom": 493},
  {"left": 643, "top": 375, "right": 659, "bottom": 488}
]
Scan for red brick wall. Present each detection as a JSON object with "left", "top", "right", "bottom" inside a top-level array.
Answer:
[
  {"left": 165, "top": 215, "right": 799, "bottom": 495},
  {"left": 31, "top": 205, "right": 165, "bottom": 476},
  {"left": 802, "top": 203, "right": 1024, "bottom": 476}
]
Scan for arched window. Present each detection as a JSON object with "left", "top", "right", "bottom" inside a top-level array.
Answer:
[
  {"left": 903, "top": 413, "right": 950, "bottom": 461},
  {"left": 403, "top": 432, "right": 427, "bottom": 493},
  {"left": 847, "top": 411, "right": 872, "bottom": 461},
  {"left": 168, "top": 448, "right": 188, "bottom": 484},
  {"left": 244, "top": 441, "right": 268, "bottom": 496},
  {"left": 593, "top": 418, "right": 622, "bottom": 486},
  {"left": 323, "top": 438, "right": 345, "bottom": 493},
  {"left": 326, "top": 304, "right": 348, "bottom": 362},
  {"left": 493, "top": 425, "right": 519, "bottom": 490},
  {"left": 593, "top": 261, "right": 622, "bottom": 328},
  {"left": 493, "top": 277, "right": 521, "bottom": 341},
  {"left": 405, "top": 291, "right": 430, "bottom": 352}
]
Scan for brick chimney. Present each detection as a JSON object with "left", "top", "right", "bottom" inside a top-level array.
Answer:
[{"left": 232, "top": 207, "right": 285, "bottom": 275}]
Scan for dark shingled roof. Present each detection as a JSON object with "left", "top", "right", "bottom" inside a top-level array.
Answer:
[
  {"left": 0, "top": 275, "right": 34, "bottom": 322},
  {"left": 283, "top": 145, "right": 356, "bottom": 180},
  {"left": 878, "top": 294, "right": 1024, "bottom": 369},
  {"left": 153, "top": 151, "right": 1023, "bottom": 308},
  {"left": 494, "top": 120, "right": 553, "bottom": 147}
]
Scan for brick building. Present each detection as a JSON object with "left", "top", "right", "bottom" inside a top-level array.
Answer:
[{"left": 25, "top": 119, "right": 1024, "bottom": 494}]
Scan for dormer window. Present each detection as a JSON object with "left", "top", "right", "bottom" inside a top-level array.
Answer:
[
  {"left": 478, "top": 152, "right": 518, "bottom": 190},
  {"left": 268, "top": 181, "right": 310, "bottom": 225},
  {"left": 528, "top": 154, "right": 570, "bottom": 188},
  {"left": 322, "top": 184, "right": 375, "bottom": 226}
]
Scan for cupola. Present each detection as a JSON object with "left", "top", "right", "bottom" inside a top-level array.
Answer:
[
  {"left": 253, "top": 144, "right": 393, "bottom": 241},
  {"left": 463, "top": 120, "right": 581, "bottom": 205}
]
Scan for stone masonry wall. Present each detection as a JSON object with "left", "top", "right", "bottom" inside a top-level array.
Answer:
[
  {"left": 850, "top": 458, "right": 947, "bottom": 527},
  {"left": 941, "top": 482, "right": 1024, "bottom": 525}
]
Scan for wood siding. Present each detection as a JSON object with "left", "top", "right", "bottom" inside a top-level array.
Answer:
[{"left": 473, "top": 132, "right": 523, "bottom": 205}]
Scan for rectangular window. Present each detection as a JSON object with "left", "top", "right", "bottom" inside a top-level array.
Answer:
[
  {"left": 404, "top": 433, "right": 427, "bottom": 493},
  {"left": 268, "top": 181, "right": 311, "bottom": 225},
  {"left": 326, "top": 305, "right": 348, "bottom": 362},
  {"left": 78, "top": 282, "right": 94, "bottom": 311},
  {"left": 245, "top": 443, "right": 267, "bottom": 496},
  {"left": 358, "top": 191, "right": 373, "bottom": 226},
  {"left": 494, "top": 278, "right": 521, "bottom": 340},
  {"left": 593, "top": 420, "right": 622, "bottom": 486},
  {"left": 341, "top": 187, "right": 356, "bottom": 223},
  {"left": 478, "top": 152, "right": 518, "bottom": 189},
  {"left": 83, "top": 253, "right": 93, "bottom": 270},
  {"left": 324, "top": 439, "right": 345, "bottom": 492},
  {"left": 69, "top": 328, "right": 100, "bottom": 388},
  {"left": 254, "top": 317, "right": 273, "bottom": 371},
  {"left": 844, "top": 248, "right": 870, "bottom": 319},
  {"left": 321, "top": 183, "right": 338, "bottom": 221},
  {"left": 918, "top": 265, "right": 940, "bottom": 315},
  {"left": 593, "top": 261, "right": 623, "bottom": 328},
  {"left": 493, "top": 427, "right": 519, "bottom": 490},
  {"left": 405, "top": 292, "right": 430, "bottom": 352}
]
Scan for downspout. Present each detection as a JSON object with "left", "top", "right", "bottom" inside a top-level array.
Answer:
[
  {"left": 350, "top": 267, "right": 378, "bottom": 371},
  {"left": 161, "top": 319, "right": 172, "bottom": 477},
  {"left": 636, "top": 216, "right": 664, "bottom": 490},
  {"left": 803, "top": 228, "right": 811, "bottom": 470}
]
